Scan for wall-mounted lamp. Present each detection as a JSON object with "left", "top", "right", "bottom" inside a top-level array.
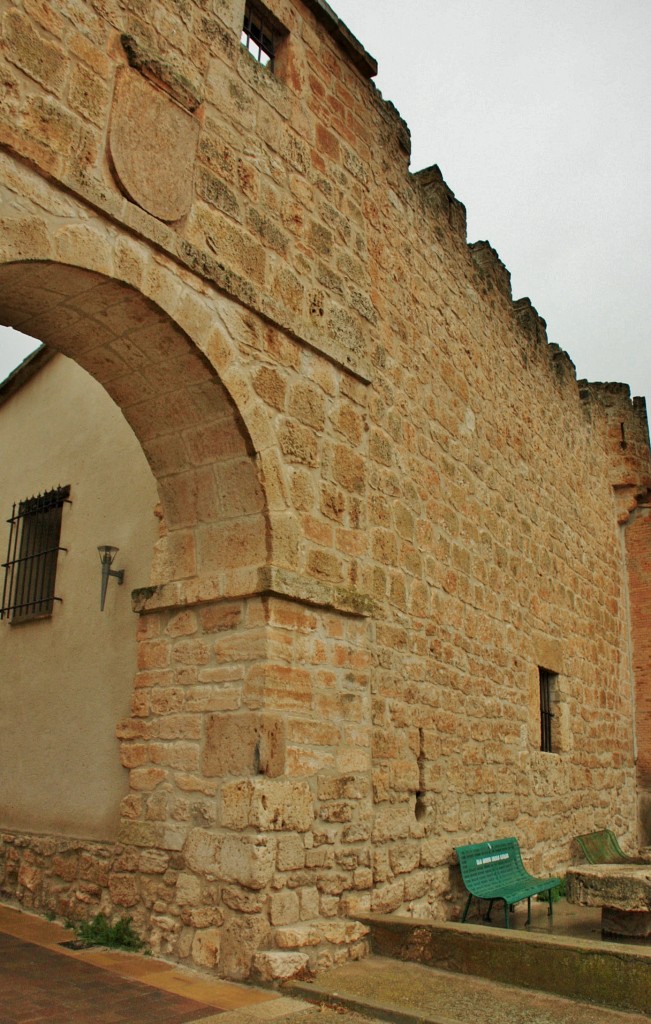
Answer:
[{"left": 98, "top": 545, "right": 125, "bottom": 611}]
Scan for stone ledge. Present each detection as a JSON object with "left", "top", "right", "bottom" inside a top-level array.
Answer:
[
  {"left": 132, "top": 566, "right": 374, "bottom": 618},
  {"left": 359, "top": 913, "right": 651, "bottom": 1016}
]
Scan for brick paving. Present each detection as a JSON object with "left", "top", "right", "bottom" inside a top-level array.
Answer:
[{"left": 0, "top": 933, "right": 218, "bottom": 1024}]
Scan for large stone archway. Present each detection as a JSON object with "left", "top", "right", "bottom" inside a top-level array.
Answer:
[
  {"left": 0, "top": 258, "right": 271, "bottom": 586},
  {"left": 0, "top": 249, "right": 279, "bottom": 969},
  {"left": 0, "top": 215, "right": 373, "bottom": 979}
]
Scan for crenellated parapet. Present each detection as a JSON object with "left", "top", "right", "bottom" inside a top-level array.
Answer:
[
  {"left": 469, "top": 240, "right": 512, "bottom": 300},
  {"left": 413, "top": 164, "right": 467, "bottom": 239},
  {"left": 579, "top": 381, "right": 651, "bottom": 519}
]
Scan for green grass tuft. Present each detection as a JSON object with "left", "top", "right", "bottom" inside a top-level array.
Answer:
[
  {"left": 536, "top": 877, "right": 567, "bottom": 903},
  {"left": 74, "top": 913, "right": 144, "bottom": 951}
]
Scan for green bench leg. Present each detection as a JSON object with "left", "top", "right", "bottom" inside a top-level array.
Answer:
[
  {"left": 461, "top": 893, "right": 472, "bottom": 923},
  {"left": 462, "top": 896, "right": 500, "bottom": 924},
  {"left": 463, "top": 893, "right": 556, "bottom": 929}
]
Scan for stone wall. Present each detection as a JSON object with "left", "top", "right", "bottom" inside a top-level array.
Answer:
[{"left": 1, "top": 0, "right": 650, "bottom": 980}]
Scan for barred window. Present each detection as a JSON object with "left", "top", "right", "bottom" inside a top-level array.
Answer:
[
  {"left": 1, "top": 485, "right": 70, "bottom": 622},
  {"left": 539, "top": 667, "right": 557, "bottom": 753},
  {"left": 241, "top": 2, "right": 284, "bottom": 67}
]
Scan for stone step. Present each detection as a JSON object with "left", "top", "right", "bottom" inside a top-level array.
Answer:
[
  {"left": 286, "top": 955, "right": 650, "bottom": 1024},
  {"left": 357, "top": 912, "right": 651, "bottom": 1016}
]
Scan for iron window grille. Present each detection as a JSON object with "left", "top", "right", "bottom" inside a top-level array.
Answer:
[
  {"left": 1, "top": 485, "right": 70, "bottom": 622},
  {"left": 539, "top": 668, "right": 556, "bottom": 753},
  {"left": 241, "top": 2, "right": 282, "bottom": 67}
]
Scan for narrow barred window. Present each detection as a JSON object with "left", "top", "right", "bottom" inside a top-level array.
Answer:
[
  {"left": 539, "top": 668, "right": 556, "bottom": 753},
  {"left": 241, "top": 2, "right": 284, "bottom": 67},
  {"left": 1, "top": 485, "right": 70, "bottom": 621}
]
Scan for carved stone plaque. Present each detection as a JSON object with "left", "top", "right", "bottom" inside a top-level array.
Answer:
[{"left": 109, "top": 68, "right": 199, "bottom": 222}]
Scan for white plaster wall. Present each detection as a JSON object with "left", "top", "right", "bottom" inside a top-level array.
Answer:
[{"left": 0, "top": 351, "right": 160, "bottom": 840}]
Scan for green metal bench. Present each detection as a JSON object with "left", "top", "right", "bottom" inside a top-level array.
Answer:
[
  {"left": 574, "top": 828, "right": 638, "bottom": 864},
  {"left": 455, "top": 837, "right": 561, "bottom": 929}
]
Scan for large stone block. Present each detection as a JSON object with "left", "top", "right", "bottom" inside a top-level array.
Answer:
[
  {"left": 270, "top": 888, "right": 300, "bottom": 925},
  {"left": 275, "top": 922, "right": 323, "bottom": 948},
  {"left": 322, "top": 920, "right": 370, "bottom": 944},
  {"left": 108, "top": 872, "right": 140, "bottom": 907},
  {"left": 277, "top": 834, "right": 306, "bottom": 871},
  {"left": 202, "top": 711, "right": 286, "bottom": 778},
  {"left": 183, "top": 828, "right": 223, "bottom": 879},
  {"left": 175, "top": 872, "right": 202, "bottom": 906},
  {"left": 222, "top": 886, "right": 266, "bottom": 913},
  {"left": 219, "top": 913, "right": 271, "bottom": 979},
  {"left": 4, "top": 11, "right": 69, "bottom": 96},
  {"left": 221, "top": 778, "right": 314, "bottom": 832},
  {"left": 252, "top": 951, "right": 310, "bottom": 981},
  {"left": 220, "top": 835, "right": 276, "bottom": 890},
  {"left": 191, "top": 926, "right": 221, "bottom": 968}
]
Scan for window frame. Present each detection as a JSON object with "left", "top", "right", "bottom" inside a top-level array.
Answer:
[
  {"left": 240, "top": 1, "right": 286, "bottom": 68},
  {"left": 539, "top": 667, "right": 557, "bottom": 753},
  {"left": 1, "top": 485, "right": 70, "bottom": 622}
]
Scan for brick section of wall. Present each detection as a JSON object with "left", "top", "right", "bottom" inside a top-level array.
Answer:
[{"left": 626, "top": 506, "right": 651, "bottom": 837}]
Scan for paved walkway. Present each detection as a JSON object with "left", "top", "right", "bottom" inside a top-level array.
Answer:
[
  {"left": 0, "top": 904, "right": 379, "bottom": 1024},
  {"left": 0, "top": 931, "right": 217, "bottom": 1024},
  {"left": 5, "top": 899, "right": 649, "bottom": 1024}
]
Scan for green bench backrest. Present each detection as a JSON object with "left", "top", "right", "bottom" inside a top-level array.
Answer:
[
  {"left": 574, "top": 829, "right": 634, "bottom": 864},
  {"left": 456, "top": 838, "right": 526, "bottom": 897}
]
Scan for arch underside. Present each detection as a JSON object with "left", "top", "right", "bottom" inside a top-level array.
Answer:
[{"left": 0, "top": 260, "right": 269, "bottom": 585}]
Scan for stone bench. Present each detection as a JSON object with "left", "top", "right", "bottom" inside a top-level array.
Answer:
[{"left": 566, "top": 862, "right": 651, "bottom": 938}]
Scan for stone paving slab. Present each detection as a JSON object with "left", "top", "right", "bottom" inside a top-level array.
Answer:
[
  {"left": 0, "top": 905, "right": 378, "bottom": 1024},
  {"left": 0, "top": 904, "right": 277, "bottom": 1016},
  {"left": 0, "top": 930, "right": 381, "bottom": 1024},
  {"left": 286, "top": 955, "right": 651, "bottom": 1024},
  {"left": 0, "top": 932, "right": 216, "bottom": 1024},
  {"left": 0, "top": 929, "right": 381, "bottom": 1024}
]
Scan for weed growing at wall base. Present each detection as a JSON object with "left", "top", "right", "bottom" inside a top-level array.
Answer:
[
  {"left": 536, "top": 878, "right": 567, "bottom": 903},
  {"left": 74, "top": 913, "right": 145, "bottom": 951}
]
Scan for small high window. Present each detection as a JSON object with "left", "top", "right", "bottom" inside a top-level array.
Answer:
[
  {"left": 539, "top": 668, "right": 557, "bottom": 753},
  {"left": 1, "top": 485, "right": 70, "bottom": 622},
  {"left": 241, "top": 2, "right": 284, "bottom": 67}
]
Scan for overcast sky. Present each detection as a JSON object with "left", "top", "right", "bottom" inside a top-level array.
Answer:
[
  {"left": 334, "top": 0, "right": 651, "bottom": 410},
  {"left": 2, "top": 0, "right": 650, "bottom": 414}
]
